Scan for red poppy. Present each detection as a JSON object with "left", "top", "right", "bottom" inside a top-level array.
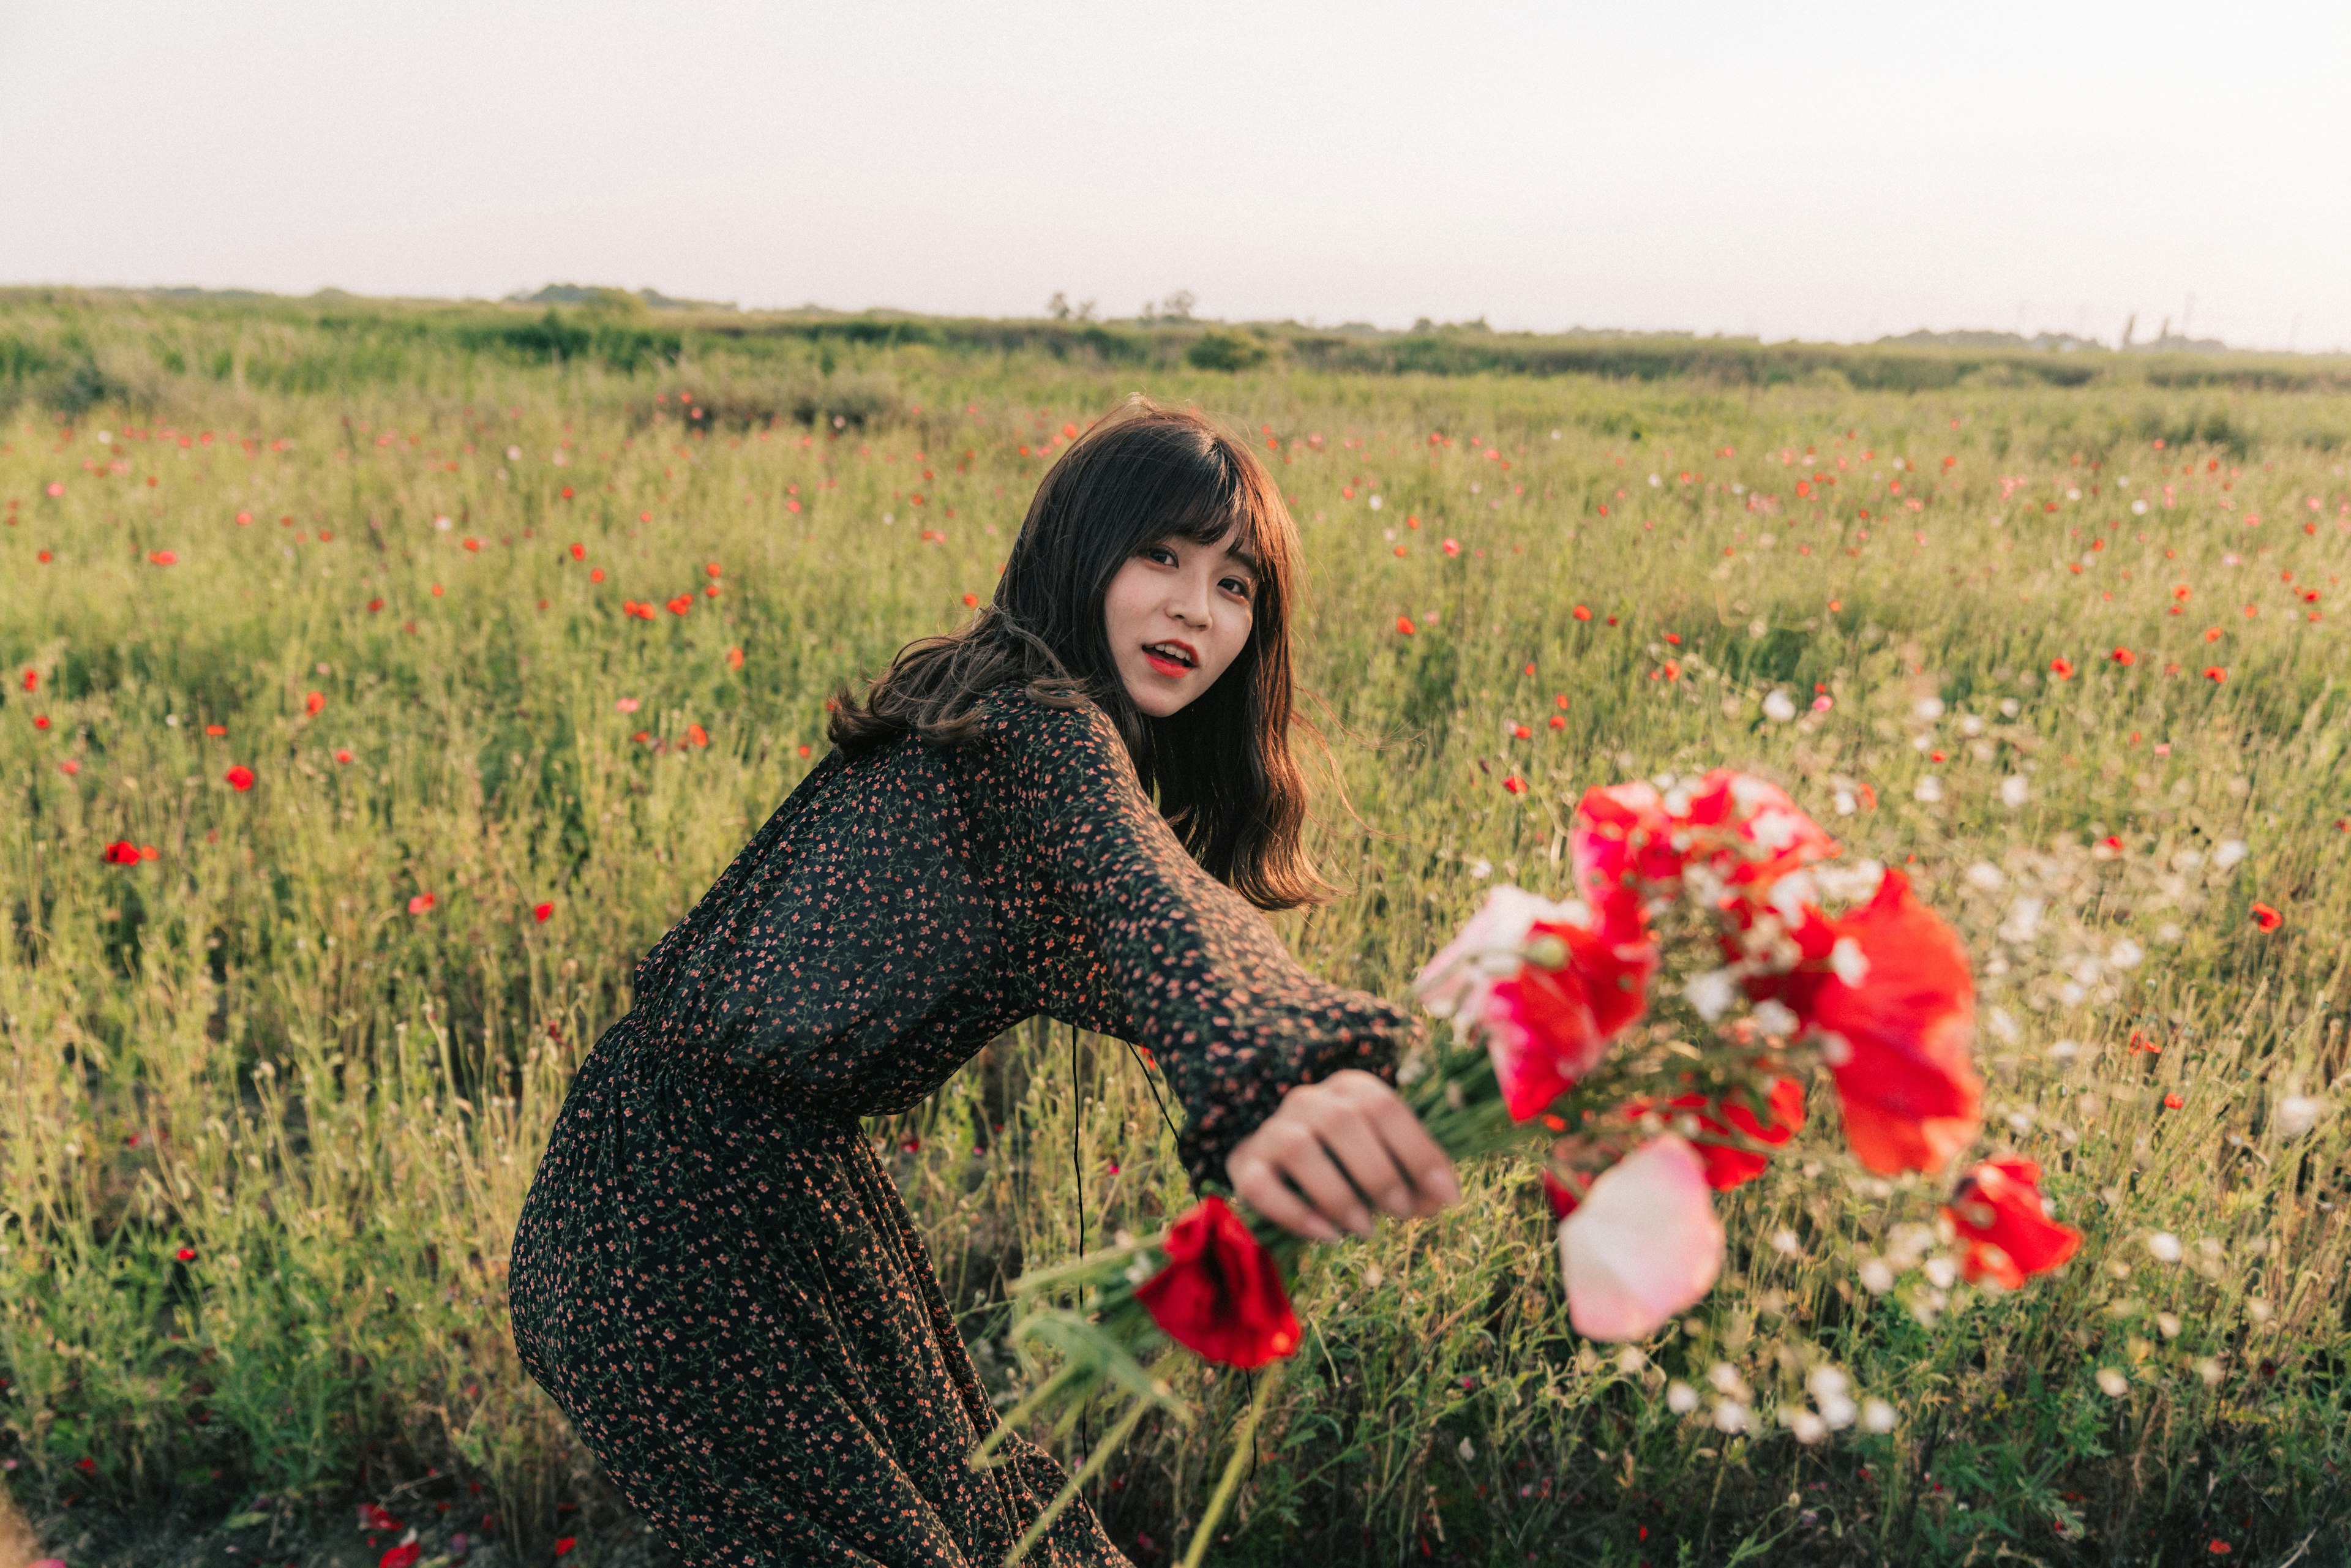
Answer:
[
  {"left": 103, "top": 841, "right": 141, "bottom": 865},
  {"left": 175, "top": 1246, "right": 197, "bottom": 1262},
  {"left": 149, "top": 550, "right": 178, "bottom": 566},
  {"left": 1502, "top": 775, "right": 1526, "bottom": 795},
  {"left": 408, "top": 893, "right": 436, "bottom": 915},
  {"left": 726, "top": 647, "right": 744, "bottom": 670},
  {"left": 1395, "top": 615, "right": 1416, "bottom": 636},
  {"left": 306, "top": 691, "right": 326, "bottom": 716},
  {"left": 2203, "top": 666, "right": 2227, "bottom": 683},
  {"left": 2049, "top": 657, "right": 2074, "bottom": 680},
  {"left": 1485, "top": 913, "right": 1657, "bottom": 1120},
  {"left": 1134, "top": 1196, "right": 1300, "bottom": 1368},
  {"left": 1808, "top": 870, "right": 1982, "bottom": 1175},
  {"left": 553, "top": 1540, "right": 576, "bottom": 1559},
  {"left": 1635, "top": 1079, "right": 1807, "bottom": 1190},
  {"left": 336, "top": 749, "right": 354, "bottom": 764},
  {"left": 667, "top": 595, "right": 694, "bottom": 617},
  {"left": 686, "top": 723, "right": 710, "bottom": 748},
  {"left": 569, "top": 542, "right": 586, "bottom": 561},
  {"left": 1943, "top": 1156, "right": 2080, "bottom": 1288},
  {"left": 2110, "top": 648, "right": 2135, "bottom": 666},
  {"left": 32, "top": 715, "right": 48, "bottom": 730},
  {"left": 19, "top": 670, "right": 34, "bottom": 692},
  {"left": 2163, "top": 1091, "right": 2186, "bottom": 1109},
  {"left": 2251, "top": 903, "right": 2282, "bottom": 931},
  {"left": 224, "top": 765, "right": 256, "bottom": 791},
  {"left": 380, "top": 1545, "right": 422, "bottom": 1568},
  {"left": 1573, "top": 604, "right": 1592, "bottom": 621},
  {"left": 533, "top": 902, "right": 555, "bottom": 923}
]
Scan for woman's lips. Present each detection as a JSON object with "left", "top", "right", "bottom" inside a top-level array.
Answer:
[{"left": 1144, "top": 651, "right": 1192, "bottom": 678}]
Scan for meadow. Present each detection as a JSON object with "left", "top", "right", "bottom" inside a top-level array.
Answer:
[{"left": 3, "top": 290, "right": 2350, "bottom": 1567}]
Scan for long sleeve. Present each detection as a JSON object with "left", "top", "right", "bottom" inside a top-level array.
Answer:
[{"left": 980, "top": 692, "right": 1421, "bottom": 1189}]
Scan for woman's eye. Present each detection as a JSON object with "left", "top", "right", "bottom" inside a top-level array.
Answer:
[
  {"left": 1221, "top": 577, "right": 1254, "bottom": 599},
  {"left": 1144, "top": 546, "right": 1177, "bottom": 566}
]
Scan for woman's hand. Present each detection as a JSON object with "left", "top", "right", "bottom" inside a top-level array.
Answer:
[{"left": 1225, "top": 1069, "right": 1462, "bottom": 1242}]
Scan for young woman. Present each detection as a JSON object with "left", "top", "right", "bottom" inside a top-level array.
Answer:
[{"left": 509, "top": 399, "right": 1460, "bottom": 1567}]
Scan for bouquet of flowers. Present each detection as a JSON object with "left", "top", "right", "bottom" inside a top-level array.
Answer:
[{"left": 978, "top": 769, "right": 2083, "bottom": 1567}]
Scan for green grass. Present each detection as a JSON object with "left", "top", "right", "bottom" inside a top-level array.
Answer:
[{"left": 2, "top": 292, "right": 2349, "bottom": 1566}]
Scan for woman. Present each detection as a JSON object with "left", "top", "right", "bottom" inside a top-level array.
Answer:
[{"left": 509, "top": 399, "right": 1461, "bottom": 1566}]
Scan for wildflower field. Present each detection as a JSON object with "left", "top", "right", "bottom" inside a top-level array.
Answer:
[{"left": 4, "top": 290, "right": 2350, "bottom": 1567}]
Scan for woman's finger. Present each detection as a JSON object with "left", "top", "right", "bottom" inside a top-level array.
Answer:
[
  {"left": 1273, "top": 1126, "right": 1378, "bottom": 1236},
  {"left": 1310, "top": 1113, "right": 1417, "bottom": 1219},
  {"left": 1305, "top": 1073, "right": 1461, "bottom": 1218},
  {"left": 1353, "top": 1090, "right": 1461, "bottom": 1214},
  {"left": 1228, "top": 1145, "right": 1340, "bottom": 1242}
]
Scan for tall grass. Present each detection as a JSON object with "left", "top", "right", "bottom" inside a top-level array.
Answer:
[{"left": 2, "top": 299, "right": 2349, "bottom": 1564}]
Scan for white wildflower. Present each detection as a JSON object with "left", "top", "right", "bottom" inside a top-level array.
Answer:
[
  {"left": 1684, "top": 969, "right": 1738, "bottom": 1022},
  {"left": 2000, "top": 775, "right": 2030, "bottom": 808}
]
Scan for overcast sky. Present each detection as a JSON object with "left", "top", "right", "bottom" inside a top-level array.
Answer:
[{"left": 4, "top": 1, "right": 2346, "bottom": 350}]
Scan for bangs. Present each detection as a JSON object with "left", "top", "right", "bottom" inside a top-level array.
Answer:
[{"left": 1148, "top": 445, "right": 1281, "bottom": 583}]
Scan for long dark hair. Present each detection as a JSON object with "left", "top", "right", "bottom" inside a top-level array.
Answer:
[{"left": 828, "top": 397, "right": 1332, "bottom": 910}]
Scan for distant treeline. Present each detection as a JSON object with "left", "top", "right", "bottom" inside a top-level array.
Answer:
[{"left": 4, "top": 285, "right": 2349, "bottom": 417}]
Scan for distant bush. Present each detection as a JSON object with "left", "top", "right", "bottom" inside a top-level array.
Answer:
[{"left": 1185, "top": 330, "right": 1270, "bottom": 372}]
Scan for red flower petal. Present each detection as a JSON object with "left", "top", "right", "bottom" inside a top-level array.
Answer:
[{"left": 1809, "top": 869, "right": 1982, "bottom": 1175}]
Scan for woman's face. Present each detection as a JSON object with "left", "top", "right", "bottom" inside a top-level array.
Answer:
[{"left": 1103, "top": 526, "right": 1259, "bottom": 717}]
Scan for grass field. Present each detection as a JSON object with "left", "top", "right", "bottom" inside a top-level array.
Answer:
[{"left": 4, "top": 290, "right": 2350, "bottom": 1566}]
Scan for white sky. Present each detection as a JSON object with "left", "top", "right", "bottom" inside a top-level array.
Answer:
[{"left": 4, "top": 1, "right": 2347, "bottom": 350}]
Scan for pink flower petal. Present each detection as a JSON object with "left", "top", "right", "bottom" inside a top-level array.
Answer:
[{"left": 1557, "top": 1135, "right": 1725, "bottom": 1341}]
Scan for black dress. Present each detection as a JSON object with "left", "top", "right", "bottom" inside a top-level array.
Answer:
[{"left": 509, "top": 687, "right": 1418, "bottom": 1566}]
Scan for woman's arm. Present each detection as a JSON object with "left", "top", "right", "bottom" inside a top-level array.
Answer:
[{"left": 993, "top": 696, "right": 1457, "bottom": 1236}]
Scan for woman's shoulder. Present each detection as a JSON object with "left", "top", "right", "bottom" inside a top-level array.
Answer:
[{"left": 966, "top": 680, "right": 1122, "bottom": 754}]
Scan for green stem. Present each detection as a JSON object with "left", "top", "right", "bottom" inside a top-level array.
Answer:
[
  {"left": 1179, "top": 1360, "right": 1285, "bottom": 1568},
  {"left": 997, "top": 1394, "right": 1152, "bottom": 1568}
]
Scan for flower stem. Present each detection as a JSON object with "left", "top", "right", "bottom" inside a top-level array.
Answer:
[
  {"left": 1178, "top": 1360, "right": 1284, "bottom": 1568},
  {"left": 997, "top": 1394, "right": 1153, "bottom": 1568}
]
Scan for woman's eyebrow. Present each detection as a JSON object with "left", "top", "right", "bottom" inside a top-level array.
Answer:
[{"left": 1220, "top": 541, "right": 1262, "bottom": 577}]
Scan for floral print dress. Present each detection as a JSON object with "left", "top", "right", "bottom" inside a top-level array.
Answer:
[{"left": 509, "top": 687, "right": 1418, "bottom": 1567}]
